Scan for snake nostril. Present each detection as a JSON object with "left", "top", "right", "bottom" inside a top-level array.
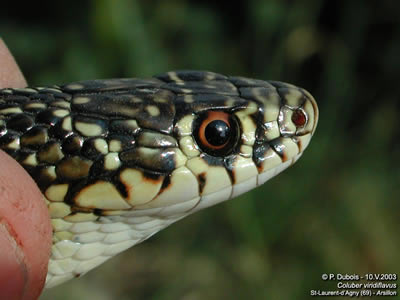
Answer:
[{"left": 291, "top": 109, "right": 307, "bottom": 127}]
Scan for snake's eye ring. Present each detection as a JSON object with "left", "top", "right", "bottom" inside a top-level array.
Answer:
[{"left": 194, "top": 111, "right": 239, "bottom": 156}]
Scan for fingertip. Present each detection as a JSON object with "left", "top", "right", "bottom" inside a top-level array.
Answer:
[
  {"left": 0, "top": 39, "right": 27, "bottom": 88},
  {"left": 0, "top": 151, "right": 52, "bottom": 299},
  {"left": 0, "top": 40, "right": 51, "bottom": 299}
]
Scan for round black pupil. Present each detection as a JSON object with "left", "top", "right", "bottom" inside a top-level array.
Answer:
[{"left": 205, "top": 120, "right": 230, "bottom": 146}]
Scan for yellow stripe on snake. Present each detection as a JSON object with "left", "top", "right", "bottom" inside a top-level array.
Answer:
[{"left": 0, "top": 70, "right": 318, "bottom": 287}]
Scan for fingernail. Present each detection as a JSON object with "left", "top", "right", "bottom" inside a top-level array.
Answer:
[{"left": 0, "top": 222, "right": 28, "bottom": 300}]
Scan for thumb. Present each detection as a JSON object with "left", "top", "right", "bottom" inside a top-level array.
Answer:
[
  {"left": 0, "top": 150, "right": 53, "bottom": 300},
  {"left": 0, "top": 38, "right": 27, "bottom": 88},
  {"left": 0, "top": 39, "right": 53, "bottom": 300}
]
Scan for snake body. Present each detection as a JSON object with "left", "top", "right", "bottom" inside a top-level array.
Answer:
[{"left": 0, "top": 70, "right": 318, "bottom": 288}]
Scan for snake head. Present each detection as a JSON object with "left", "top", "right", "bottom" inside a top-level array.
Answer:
[
  {"left": 0, "top": 71, "right": 317, "bottom": 287},
  {"left": 168, "top": 72, "right": 319, "bottom": 212}
]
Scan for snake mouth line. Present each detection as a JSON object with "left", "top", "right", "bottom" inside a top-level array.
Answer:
[
  {"left": 185, "top": 152, "right": 303, "bottom": 215},
  {"left": 256, "top": 152, "right": 302, "bottom": 187}
]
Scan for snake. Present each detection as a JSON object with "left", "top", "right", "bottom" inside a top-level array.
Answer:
[{"left": 0, "top": 70, "right": 318, "bottom": 288}]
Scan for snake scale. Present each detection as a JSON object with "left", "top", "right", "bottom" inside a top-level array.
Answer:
[{"left": 0, "top": 70, "right": 318, "bottom": 288}]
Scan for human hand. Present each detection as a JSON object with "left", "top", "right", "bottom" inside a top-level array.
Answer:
[{"left": 0, "top": 39, "right": 53, "bottom": 300}]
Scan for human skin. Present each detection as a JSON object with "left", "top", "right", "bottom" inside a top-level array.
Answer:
[{"left": 0, "top": 39, "right": 53, "bottom": 300}]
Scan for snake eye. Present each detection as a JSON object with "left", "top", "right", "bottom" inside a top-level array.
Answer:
[{"left": 194, "top": 111, "right": 239, "bottom": 156}]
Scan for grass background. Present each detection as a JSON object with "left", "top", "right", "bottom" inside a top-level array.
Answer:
[{"left": 1, "top": 1, "right": 399, "bottom": 299}]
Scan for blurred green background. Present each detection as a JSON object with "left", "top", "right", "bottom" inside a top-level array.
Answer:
[{"left": 1, "top": 0, "right": 399, "bottom": 299}]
